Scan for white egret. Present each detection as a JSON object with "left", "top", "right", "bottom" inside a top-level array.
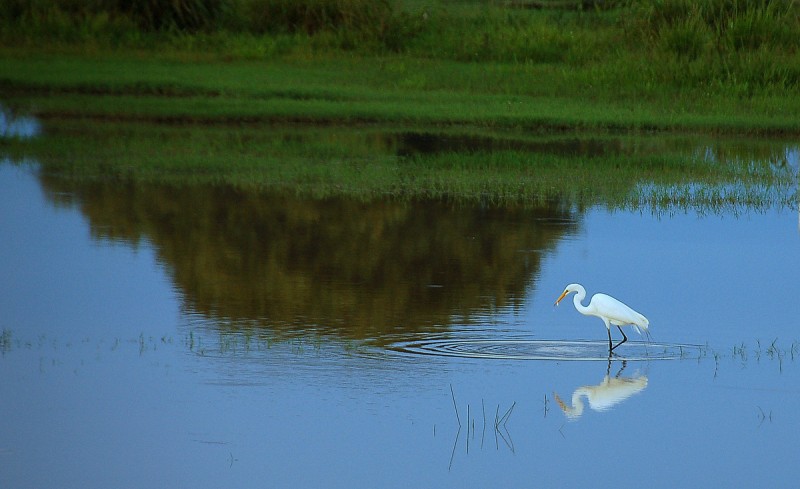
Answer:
[{"left": 554, "top": 283, "right": 649, "bottom": 352}]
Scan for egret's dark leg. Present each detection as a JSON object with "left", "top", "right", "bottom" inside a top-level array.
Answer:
[
  {"left": 610, "top": 326, "right": 628, "bottom": 352},
  {"left": 617, "top": 326, "right": 628, "bottom": 345},
  {"left": 607, "top": 328, "right": 613, "bottom": 353},
  {"left": 615, "top": 360, "right": 628, "bottom": 378}
]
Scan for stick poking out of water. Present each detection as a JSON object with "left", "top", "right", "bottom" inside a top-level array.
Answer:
[{"left": 450, "top": 384, "right": 461, "bottom": 428}]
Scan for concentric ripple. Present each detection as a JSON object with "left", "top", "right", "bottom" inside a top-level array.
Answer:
[{"left": 387, "top": 338, "right": 702, "bottom": 361}]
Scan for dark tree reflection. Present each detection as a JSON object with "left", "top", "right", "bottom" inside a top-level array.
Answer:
[{"left": 39, "top": 176, "right": 579, "bottom": 341}]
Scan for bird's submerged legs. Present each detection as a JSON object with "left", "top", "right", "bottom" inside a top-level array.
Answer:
[
  {"left": 610, "top": 325, "right": 628, "bottom": 352},
  {"left": 605, "top": 356, "right": 628, "bottom": 376},
  {"left": 615, "top": 360, "right": 628, "bottom": 378}
]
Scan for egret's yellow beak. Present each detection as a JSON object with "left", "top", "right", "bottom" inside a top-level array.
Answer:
[
  {"left": 554, "top": 290, "right": 569, "bottom": 306},
  {"left": 553, "top": 392, "right": 568, "bottom": 412}
]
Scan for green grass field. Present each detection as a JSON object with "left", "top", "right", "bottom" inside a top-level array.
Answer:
[
  {"left": 3, "top": 52, "right": 799, "bottom": 134},
  {"left": 1, "top": 0, "right": 798, "bottom": 209},
  {"left": 2, "top": 0, "right": 800, "bottom": 133}
]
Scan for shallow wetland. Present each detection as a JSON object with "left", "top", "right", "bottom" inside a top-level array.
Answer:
[{"left": 2, "top": 111, "right": 800, "bottom": 488}]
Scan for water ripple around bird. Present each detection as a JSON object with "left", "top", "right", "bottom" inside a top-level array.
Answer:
[{"left": 387, "top": 338, "right": 702, "bottom": 361}]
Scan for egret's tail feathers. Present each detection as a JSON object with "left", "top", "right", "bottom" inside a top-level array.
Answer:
[
  {"left": 631, "top": 313, "right": 649, "bottom": 334},
  {"left": 630, "top": 317, "right": 652, "bottom": 343}
]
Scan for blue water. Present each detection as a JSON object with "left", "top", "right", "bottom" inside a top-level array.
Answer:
[{"left": 1, "top": 160, "right": 799, "bottom": 488}]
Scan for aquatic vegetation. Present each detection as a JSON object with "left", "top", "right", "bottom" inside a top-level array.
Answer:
[
  {"left": 7, "top": 327, "right": 792, "bottom": 373},
  {"left": 757, "top": 406, "right": 774, "bottom": 425},
  {"left": 4, "top": 120, "right": 796, "bottom": 213},
  {"left": 448, "top": 384, "right": 516, "bottom": 467},
  {"left": 0, "top": 328, "right": 10, "bottom": 354}
]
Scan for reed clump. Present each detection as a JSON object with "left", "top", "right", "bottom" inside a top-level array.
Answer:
[{"left": 620, "top": 0, "right": 800, "bottom": 92}]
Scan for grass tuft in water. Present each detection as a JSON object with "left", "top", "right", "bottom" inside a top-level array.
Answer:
[{"left": 0, "top": 328, "right": 11, "bottom": 354}]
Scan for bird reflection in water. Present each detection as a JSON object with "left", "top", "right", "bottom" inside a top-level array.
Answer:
[{"left": 553, "top": 359, "right": 648, "bottom": 420}]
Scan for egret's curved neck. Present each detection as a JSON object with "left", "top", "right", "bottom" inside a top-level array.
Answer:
[
  {"left": 572, "top": 286, "right": 590, "bottom": 315},
  {"left": 566, "top": 391, "right": 585, "bottom": 418}
]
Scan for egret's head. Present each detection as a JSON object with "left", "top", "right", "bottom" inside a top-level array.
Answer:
[{"left": 554, "top": 283, "right": 580, "bottom": 306}]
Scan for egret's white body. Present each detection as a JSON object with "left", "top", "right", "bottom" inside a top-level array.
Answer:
[{"left": 555, "top": 283, "right": 649, "bottom": 352}]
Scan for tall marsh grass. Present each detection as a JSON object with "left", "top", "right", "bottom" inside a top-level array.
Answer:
[
  {"left": 625, "top": 0, "right": 798, "bottom": 50},
  {"left": 0, "top": 0, "right": 229, "bottom": 32},
  {"left": 2, "top": 0, "right": 799, "bottom": 99},
  {"left": 621, "top": 0, "right": 800, "bottom": 90}
]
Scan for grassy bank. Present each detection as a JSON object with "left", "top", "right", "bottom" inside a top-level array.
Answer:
[
  {"left": 2, "top": 1, "right": 800, "bottom": 134},
  {"left": 1, "top": 1, "right": 798, "bottom": 210},
  {"left": 3, "top": 52, "right": 800, "bottom": 135}
]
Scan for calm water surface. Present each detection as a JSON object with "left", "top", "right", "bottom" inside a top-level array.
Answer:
[{"left": 1, "top": 158, "right": 799, "bottom": 488}]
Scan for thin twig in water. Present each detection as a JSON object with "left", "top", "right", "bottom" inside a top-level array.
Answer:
[
  {"left": 466, "top": 412, "right": 470, "bottom": 453},
  {"left": 450, "top": 384, "right": 461, "bottom": 428},
  {"left": 481, "top": 399, "right": 486, "bottom": 449},
  {"left": 757, "top": 406, "right": 773, "bottom": 426},
  {"left": 466, "top": 403, "right": 471, "bottom": 453},
  {"left": 448, "top": 425, "right": 461, "bottom": 471},
  {"left": 494, "top": 405, "right": 500, "bottom": 450},
  {"left": 499, "top": 402, "right": 516, "bottom": 428},
  {"left": 495, "top": 423, "right": 515, "bottom": 453}
]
